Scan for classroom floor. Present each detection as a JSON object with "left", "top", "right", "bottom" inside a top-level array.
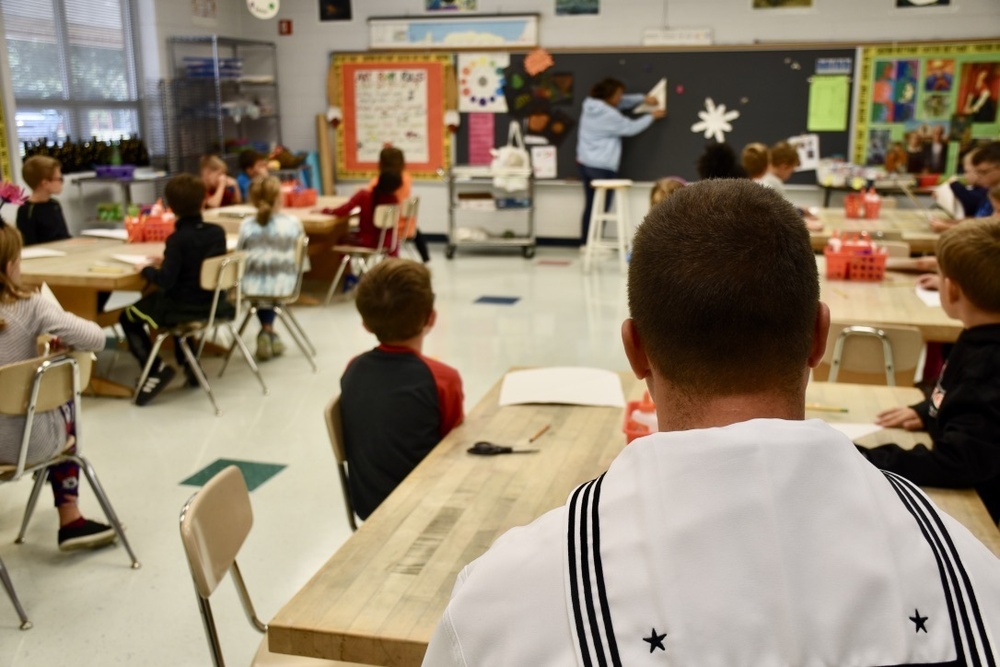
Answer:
[{"left": 0, "top": 245, "right": 634, "bottom": 666}]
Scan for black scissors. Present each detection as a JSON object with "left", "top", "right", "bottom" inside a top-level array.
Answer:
[{"left": 467, "top": 441, "right": 539, "bottom": 456}]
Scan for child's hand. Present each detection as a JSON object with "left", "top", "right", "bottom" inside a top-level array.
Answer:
[
  {"left": 912, "top": 256, "right": 938, "bottom": 272},
  {"left": 225, "top": 176, "right": 238, "bottom": 188},
  {"left": 929, "top": 217, "right": 957, "bottom": 233},
  {"left": 916, "top": 273, "right": 940, "bottom": 291},
  {"left": 875, "top": 406, "right": 923, "bottom": 430}
]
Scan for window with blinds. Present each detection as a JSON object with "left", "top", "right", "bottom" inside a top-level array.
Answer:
[{"left": 1, "top": 0, "right": 140, "bottom": 147}]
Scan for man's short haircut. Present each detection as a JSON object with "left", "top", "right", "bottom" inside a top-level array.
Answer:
[
  {"left": 741, "top": 143, "right": 769, "bottom": 179},
  {"left": 628, "top": 179, "right": 819, "bottom": 397},
  {"left": 769, "top": 141, "right": 801, "bottom": 168},
  {"left": 355, "top": 259, "right": 435, "bottom": 343},
  {"left": 937, "top": 217, "right": 1000, "bottom": 314},
  {"left": 164, "top": 173, "right": 207, "bottom": 218},
  {"left": 589, "top": 78, "right": 625, "bottom": 102},
  {"left": 238, "top": 149, "right": 264, "bottom": 171},
  {"left": 21, "top": 156, "right": 61, "bottom": 189},
  {"left": 971, "top": 141, "right": 1000, "bottom": 166}
]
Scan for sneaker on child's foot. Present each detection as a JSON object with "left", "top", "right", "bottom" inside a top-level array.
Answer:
[
  {"left": 256, "top": 331, "right": 273, "bottom": 361},
  {"left": 135, "top": 365, "right": 176, "bottom": 406},
  {"left": 58, "top": 518, "right": 117, "bottom": 551},
  {"left": 269, "top": 332, "right": 285, "bottom": 357}
]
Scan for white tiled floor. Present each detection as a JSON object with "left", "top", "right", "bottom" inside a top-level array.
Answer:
[{"left": 0, "top": 246, "right": 633, "bottom": 666}]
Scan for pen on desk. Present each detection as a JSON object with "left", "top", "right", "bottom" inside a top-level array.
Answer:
[
  {"left": 831, "top": 288, "right": 849, "bottom": 299},
  {"left": 805, "top": 403, "right": 849, "bottom": 413},
  {"left": 529, "top": 424, "right": 551, "bottom": 442}
]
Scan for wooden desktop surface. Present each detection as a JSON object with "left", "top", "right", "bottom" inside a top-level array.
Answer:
[
  {"left": 202, "top": 196, "right": 349, "bottom": 235},
  {"left": 811, "top": 208, "right": 939, "bottom": 254},
  {"left": 818, "top": 256, "right": 961, "bottom": 343},
  {"left": 267, "top": 376, "right": 999, "bottom": 665}
]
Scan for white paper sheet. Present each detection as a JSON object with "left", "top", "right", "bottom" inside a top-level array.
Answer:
[
  {"left": 81, "top": 228, "right": 129, "bottom": 240},
  {"left": 20, "top": 247, "right": 66, "bottom": 259},
  {"left": 915, "top": 285, "right": 942, "bottom": 307},
  {"left": 39, "top": 282, "right": 61, "bottom": 307},
  {"left": 827, "top": 422, "right": 882, "bottom": 441},
  {"left": 499, "top": 367, "right": 626, "bottom": 407},
  {"left": 634, "top": 78, "right": 667, "bottom": 114},
  {"left": 111, "top": 254, "right": 154, "bottom": 267}
]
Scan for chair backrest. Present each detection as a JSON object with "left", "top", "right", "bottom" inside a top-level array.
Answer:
[
  {"left": 879, "top": 240, "right": 911, "bottom": 258},
  {"left": 372, "top": 203, "right": 400, "bottom": 254},
  {"left": 398, "top": 196, "right": 420, "bottom": 241},
  {"left": 324, "top": 395, "right": 358, "bottom": 532},
  {"left": 179, "top": 465, "right": 253, "bottom": 599},
  {"left": 0, "top": 352, "right": 92, "bottom": 416},
  {"left": 200, "top": 251, "right": 246, "bottom": 291},
  {"left": 814, "top": 322, "right": 924, "bottom": 386}
]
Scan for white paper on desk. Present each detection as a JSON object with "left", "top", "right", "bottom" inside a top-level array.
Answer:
[
  {"left": 20, "top": 247, "right": 66, "bottom": 259},
  {"left": 828, "top": 422, "right": 882, "bottom": 441},
  {"left": 39, "top": 282, "right": 61, "bottom": 308},
  {"left": 212, "top": 204, "right": 256, "bottom": 218},
  {"left": 633, "top": 78, "right": 667, "bottom": 114},
  {"left": 81, "top": 228, "right": 128, "bottom": 240},
  {"left": 915, "top": 285, "right": 941, "bottom": 307},
  {"left": 111, "top": 253, "right": 153, "bottom": 267},
  {"left": 226, "top": 237, "right": 239, "bottom": 251},
  {"left": 499, "top": 367, "right": 626, "bottom": 407}
]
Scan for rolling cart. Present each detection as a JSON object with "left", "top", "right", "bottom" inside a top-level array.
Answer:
[{"left": 445, "top": 165, "right": 536, "bottom": 259}]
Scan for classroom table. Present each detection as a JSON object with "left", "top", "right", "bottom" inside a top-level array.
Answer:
[
  {"left": 810, "top": 207, "right": 939, "bottom": 254},
  {"left": 266, "top": 375, "right": 1000, "bottom": 665},
  {"left": 818, "top": 256, "right": 961, "bottom": 343}
]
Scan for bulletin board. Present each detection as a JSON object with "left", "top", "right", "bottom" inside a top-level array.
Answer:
[
  {"left": 455, "top": 47, "right": 856, "bottom": 184},
  {"left": 853, "top": 42, "right": 1000, "bottom": 176},
  {"left": 333, "top": 53, "right": 452, "bottom": 179}
]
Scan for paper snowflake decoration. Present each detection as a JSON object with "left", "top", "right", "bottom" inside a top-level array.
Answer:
[{"left": 691, "top": 98, "right": 740, "bottom": 143}]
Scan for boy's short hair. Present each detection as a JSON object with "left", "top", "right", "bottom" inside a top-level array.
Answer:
[
  {"left": 937, "top": 217, "right": 1000, "bottom": 314},
  {"left": 164, "top": 173, "right": 207, "bottom": 218},
  {"left": 21, "top": 155, "right": 61, "bottom": 189},
  {"left": 971, "top": 141, "right": 1000, "bottom": 166},
  {"left": 769, "top": 141, "right": 801, "bottom": 169},
  {"left": 238, "top": 149, "right": 264, "bottom": 172},
  {"left": 355, "top": 259, "right": 434, "bottom": 343},
  {"left": 741, "top": 143, "right": 770, "bottom": 179},
  {"left": 199, "top": 154, "right": 227, "bottom": 173},
  {"left": 378, "top": 146, "right": 405, "bottom": 172},
  {"left": 628, "top": 179, "right": 819, "bottom": 397}
]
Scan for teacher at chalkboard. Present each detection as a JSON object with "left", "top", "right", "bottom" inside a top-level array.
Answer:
[{"left": 577, "top": 78, "right": 666, "bottom": 244}]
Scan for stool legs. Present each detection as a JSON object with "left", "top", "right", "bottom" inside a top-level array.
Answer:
[
  {"left": 583, "top": 188, "right": 607, "bottom": 272},
  {"left": 583, "top": 186, "right": 630, "bottom": 274}
]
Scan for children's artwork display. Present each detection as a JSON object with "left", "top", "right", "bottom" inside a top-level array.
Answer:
[
  {"left": 854, "top": 42, "right": 1000, "bottom": 177},
  {"left": 332, "top": 54, "right": 451, "bottom": 178},
  {"left": 457, "top": 52, "right": 509, "bottom": 112},
  {"left": 319, "top": 0, "right": 351, "bottom": 21}
]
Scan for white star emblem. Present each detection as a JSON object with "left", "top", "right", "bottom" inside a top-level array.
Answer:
[{"left": 691, "top": 97, "right": 741, "bottom": 143}]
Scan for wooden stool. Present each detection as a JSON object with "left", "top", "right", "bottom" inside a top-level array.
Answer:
[{"left": 583, "top": 179, "right": 633, "bottom": 273}]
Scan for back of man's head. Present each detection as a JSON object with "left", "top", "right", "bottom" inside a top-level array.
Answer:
[
  {"left": 165, "top": 173, "right": 206, "bottom": 218},
  {"left": 937, "top": 217, "right": 1000, "bottom": 315},
  {"left": 628, "top": 179, "right": 819, "bottom": 398},
  {"left": 356, "top": 258, "right": 434, "bottom": 344}
]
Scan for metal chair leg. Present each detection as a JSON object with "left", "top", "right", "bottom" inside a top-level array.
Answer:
[
  {"left": 133, "top": 332, "right": 171, "bottom": 404},
  {"left": 71, "top": 454, "right": 141, "bottom": 569},
  {"left": 177, "top": 337, "right": 222, "bottom": 416},
  {"left": 324, "top": 254, "right": 353, "bottom": 305},
  {"left": 218, "top": 309, "right": 255, "bottom": 378},
  {"left": 14, "top": 470, "right": 48, "bottom": 544},
  {"left": 280, "top": 307, "right": 316, "bottom": 355},
  {"left": 0, "top": 556, "right": 31, "bottom": 630},
  {"left": 227, "top": 324, "right": 268, "bottom": 395},
  {"left": 275, "top": 309, "right": 317, "bottom": 372}
]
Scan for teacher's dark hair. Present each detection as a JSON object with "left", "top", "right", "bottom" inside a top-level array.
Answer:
[
  {"left": 589, "top": 78, "right": 625, "bottom": 102},
  {"left": 628, "top": 180, "right": 819, "bottom": 397}
]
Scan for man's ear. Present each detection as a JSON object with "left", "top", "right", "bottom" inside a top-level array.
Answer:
[
  {"left": 425, "top": 309, "right": 437, "bottom": 331},
  {"left": 621, "top": 318, "right": 652, "bottom": 380},
  {"left": 807, "top": 302, "right": 831, "bottom": 369}
]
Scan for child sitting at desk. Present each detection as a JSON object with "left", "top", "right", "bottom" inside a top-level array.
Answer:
[
  {"left": 366, "top": 146, "right": 431, "bottom": 263},
  {"left": 322, "top": 170, "right": 402, "bottom": 252},
  {"left": 649, "top": 177, "right": 686, "bottom": 207},
  {"left": 741, "top": 142, "right": 769, "bottom": 181},
  {"left": 0, "top": 222, "right": 117, "bottom": 550},
  {"left": 753, "top": 141, "right": 822, "bottom": 231},
  {"left": 861, "top": 217, "right": 1000, "bottom": 522},
  {"left": 16, "top": 155, "right": 70, "bottom": 246},
  {"left": 119, "top": 174, "right": 228, "bottom": 405},
  {"left": 237, "top": 175, "right": 304, "bottom": 361},
  {"left": 339, "top": 258, "right": 463, "bottom": 520},
  {"left": 200, "top": 154, "right": 241, "bottom": 208},
  {"left": 236, "top": 149, "right": 269, "bottom": 201}
]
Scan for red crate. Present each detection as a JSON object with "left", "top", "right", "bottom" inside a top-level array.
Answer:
[
  {"left": 284, "top": 188, "right": 317, "bottom": 208},
  {"left": 825, "top": 235, "right": 888, "bottom": 281}
]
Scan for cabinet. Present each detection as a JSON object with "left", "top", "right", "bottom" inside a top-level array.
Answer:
[
  {"left": 166, "top": 36, "right": 281, "bottom": 175},
  {"left": 445, "top": 166, "right": 536, "bottom": 259}
]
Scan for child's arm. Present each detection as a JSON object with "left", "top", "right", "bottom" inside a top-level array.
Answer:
[
  {"left": 33, "top": 297, "right": 105, "bottom": 352},
  {"left": 141, "top": 232, "right": 182, "bottom": 290},
  {"left": 325, "top": 189, "right": 364, "bottom": 217}
]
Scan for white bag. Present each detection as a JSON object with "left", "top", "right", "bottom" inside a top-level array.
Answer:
[{"left": 490, "top": 121, "right": 531, "bottom": 192}]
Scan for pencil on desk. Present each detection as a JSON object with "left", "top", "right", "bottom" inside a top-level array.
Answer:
[
  {"left": 831, "top": 288, "right": 849, "bottom": 298},
  {"left": 529, "top": 424, "right": 551, "bottom": 442},
  {"left": 805, "top": 403, "right": 849, "bottom": 413}
]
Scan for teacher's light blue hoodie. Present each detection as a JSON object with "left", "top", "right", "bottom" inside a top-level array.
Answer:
[{"left": 576, "top": 93, "right": 654, "bottom": 172}]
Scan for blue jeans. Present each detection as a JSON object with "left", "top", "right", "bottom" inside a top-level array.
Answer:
[{"left": 578, "top": 164, "right": 618, "bottom": 244}]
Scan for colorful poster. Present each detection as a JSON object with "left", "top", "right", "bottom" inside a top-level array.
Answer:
[
  {"left": 426, "top": 0, "right": 477, "bottom": 11},
  {"left": 556, "top": 0, "right": 598, "bottom": 15},
  {"left": 458, "top": 53, "right": 509, "bottom": 113},
  {"left": 353, "top": 69, "right": 430, "bottom": 163},
  {"left": 807, "top": 75, "right": 849, "bottom": 131},
  {"left": 468, "top": 113, "right": 495, "bottom": 165},
  {"left": 957, "top": 62, "right": 1000, "bottom": 124}
]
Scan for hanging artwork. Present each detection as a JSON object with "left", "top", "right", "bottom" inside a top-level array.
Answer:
[
  {"left": 319, "top": 0, "right": 351, "bottom": 21},
  {"left": 896, "top": 0, "right": 951, "bottom": 7},
  {"left": 690, "top": 98, "right": 740, "bottom": 143},
  {"left": 555, "top": 0, "right": 598, "bottom": 15},
  {"left": 426, "top": 0, "right": 477, "bottom": 11},
  {"left": 751, "top": 0, "right": 813, "bottom": 8},
  {"left": 457, "top": 53, "right": 509, "bottom": 113}
]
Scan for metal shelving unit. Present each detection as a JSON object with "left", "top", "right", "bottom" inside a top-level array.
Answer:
[
  {"left": 445, "top": 166, "right": 536, "bottom": 259},
  {"left": 165, "top": 36, "right": 281, "bottom": 175}
]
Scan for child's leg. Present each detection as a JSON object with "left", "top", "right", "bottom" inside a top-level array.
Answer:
[
  {"left": 120, "top": 296, "right": 167, "bottom": 371},
  {"left": 413, "top": 229, "right": 431, "bottom": 263},
  {"left": 257, "top": 308, "right": 276, "bottom": 333},
  {"left": 50, "top": 413, "right": 115, "bottom": 549}
]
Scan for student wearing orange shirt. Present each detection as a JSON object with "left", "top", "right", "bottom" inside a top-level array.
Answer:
[{"left": 366, "top": 146, "right": 429, "bottom": 262}]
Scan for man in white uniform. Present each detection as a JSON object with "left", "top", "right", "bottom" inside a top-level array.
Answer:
[{"left": 423, "top": 179, "right": 1000, "bottom": 666}]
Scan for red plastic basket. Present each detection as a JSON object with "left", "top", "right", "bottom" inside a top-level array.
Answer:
[
  {"left": 847, "top": 253, "right": 888, "bottom": 281},
  {"left": 844, "top": 193, "right": 864, "bottom": 218},
  {"left": 825, "top": 236, "right": 888, "bottom": 281},
  {"left": 142, "top": 219, "right": 175, "bottom": 241},
  {"left": 284, "top": 188, "right": 317, "bottom": 208}
]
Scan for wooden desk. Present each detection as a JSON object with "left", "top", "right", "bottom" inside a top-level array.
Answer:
[
  {"left": 810, "top": 208, "right": 939, "bottom": 254},
  {"left": 268, "top": 376, "right": 999, "bottom": 665},
  {"left": 818, "top": 256, "right": 961, "bottom": 343}
]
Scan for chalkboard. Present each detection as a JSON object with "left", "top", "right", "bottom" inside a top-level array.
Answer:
[{"left": 456, "top": 48, "right": 856, "bottom": 184}]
